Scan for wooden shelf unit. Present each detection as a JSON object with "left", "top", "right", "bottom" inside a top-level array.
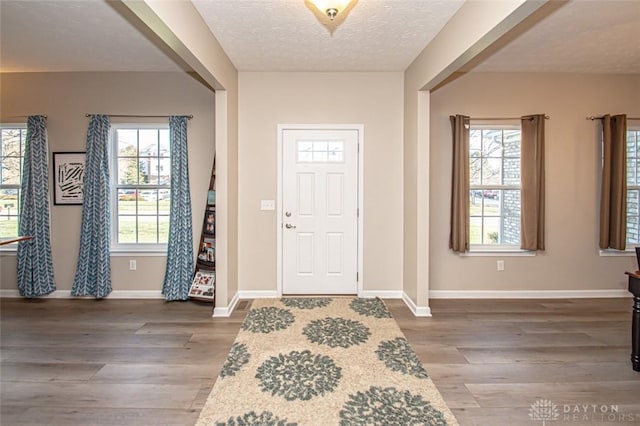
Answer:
[{"left": 189, "top": 157, "right": 216, "bottom": 303}]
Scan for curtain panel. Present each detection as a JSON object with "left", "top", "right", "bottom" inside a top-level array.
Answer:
[
  {"left": 521, "top": 114, "right": 546, "bottom": 251},
  {"left": 162, "top": 116, "right": 194, "bottom": 301},
  {"left": 449, "top": 115, "right": 470, "bottom": 253},
  {"left": 17, "top": 115, "right": 56, "bottom": 297},
  {"left": 599, "top": 114, "right": 628, "bottom": 250},
  {"left": 71, "top": 115, "right": 112, "bottom": 298}
]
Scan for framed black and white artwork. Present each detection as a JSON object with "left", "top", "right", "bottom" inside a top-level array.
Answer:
[{"left": 53, "top": 152, "right": 86, "bottom": 205}]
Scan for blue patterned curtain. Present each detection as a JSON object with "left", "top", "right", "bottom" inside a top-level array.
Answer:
[
  {"left": 17, "top": 115, "right": 56, "bottom": 297},
  {"left": 162, "top": 116, "right": 194, "bottom": 301},
  {"left": 71, "top": 115, "right": 111, "bottom": 298}
]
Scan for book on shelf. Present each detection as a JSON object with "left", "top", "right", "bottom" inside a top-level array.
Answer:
[
  {"left": 207, "top": 190, "right": 216, "bottom": 205},
  {"left": 189, "top": 270, "right": 215, "bottom": 300},
  {"left": 197, "top": 239, "right": 215, "bottom": 264},
  {"left": 206, "top": 246, "right": 215, "bottom": 263},
  {"left": 203, "top": 210, "right": 215, "bottom": 235}
]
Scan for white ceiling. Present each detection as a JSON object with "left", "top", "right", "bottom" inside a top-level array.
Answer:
[
  {"left": 472, "top": 0, "right": 640, "bottom": 74},
  {"left": 191, "top": 0, "right": 464, "bottom": 72},
  {"left": 0, "top": 0, "right": 183, "bottom": 72},
  {"left": 0, "top": 0, "right": 638, "bottom": 75}
]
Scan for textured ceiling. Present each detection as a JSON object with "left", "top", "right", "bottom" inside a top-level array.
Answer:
[
  {"left": 0, "top": 0, "right": 638, "bottom": 75},
  {"left": 191, "top": 0, "right": 465, "bottom": 72},
  {"left": 0, "top": 0, "right": 184, "bottom": 72},
  {"left": 472, "top": 0, "right": 640, "bottom": 73}
]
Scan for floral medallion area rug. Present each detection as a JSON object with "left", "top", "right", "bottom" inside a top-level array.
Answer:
[{"left": 196, "top": 297, "right": 458, "bottom": 426}]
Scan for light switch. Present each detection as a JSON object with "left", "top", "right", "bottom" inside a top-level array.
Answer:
[{"left": 260, "top": 200, "right": 275, "bottom": 210}]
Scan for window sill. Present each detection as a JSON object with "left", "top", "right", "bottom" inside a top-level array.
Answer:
[
  {"left": 599, "top": 249, "right": 635, "bottom": 257},
  {"left": 110, "top": 249, "right": 167, "bottom": 257},
  {"left": 3, "top": 248, "right": 168, "bottom": 257},
  {"left": 0, "top": 247, "right": 17, "bottom": 256},
  {"left": 461, "top": 247, "right": 536, "bottom": 257}
]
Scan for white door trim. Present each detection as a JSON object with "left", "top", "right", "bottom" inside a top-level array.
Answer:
[{"left": 277, "top": 124, "right": 364, "bottom": 297}]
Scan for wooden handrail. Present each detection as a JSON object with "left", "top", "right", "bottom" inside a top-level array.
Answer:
[
  {"left": 625, "top": 271, "right": 640, "bottom": 280},
  {"left": 0, "top": 236, "right": 32, "bottom": 246}
]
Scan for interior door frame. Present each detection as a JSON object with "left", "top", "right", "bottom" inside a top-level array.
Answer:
[{"left": 277, "top": 124, "right": 364, "bottom": 297}]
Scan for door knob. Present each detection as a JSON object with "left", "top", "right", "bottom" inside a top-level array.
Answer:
[
  {"left": 285, "top": 223, "right": 297, "bottom": 229},
  {"left": 285, "top": 211, "right": 292, "bottom": 217}
]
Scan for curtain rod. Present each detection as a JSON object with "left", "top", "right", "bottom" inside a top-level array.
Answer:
[
  {"left": 4, "top": 115, "right": 47, "bottom": 119},
  {"left": 470, "top": 115, "right": 550, "bottom": 120},
  {"left": 85, "top": 114, "right": 193, "bottom": 119},
  {"left": 587, "top": 115, "right": 640, "bottom": 121}
]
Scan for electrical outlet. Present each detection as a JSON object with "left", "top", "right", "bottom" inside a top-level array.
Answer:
[
  {"left": 497, "top": 260, "right": 504, "bottom": 271},
  {"left": 129, "top": 260, "right": 137, "bottom": 271}
]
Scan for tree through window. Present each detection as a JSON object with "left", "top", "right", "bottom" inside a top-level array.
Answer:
[
  {"left": 626, "top": 128, "right": 640, "bottom": 245},
  {"left": 112, "top": 125, "right": 170, "bottom": 248},
  {"left": 469, "top": 126, "right": 521, "bottom": 246},
  {"left": 0, "top": 125, "right": 26, "bottom": 240}
]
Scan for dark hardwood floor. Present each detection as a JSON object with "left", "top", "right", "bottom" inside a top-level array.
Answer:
[{"left": 1, "top": 297, "right": 638, "bottom": 425}]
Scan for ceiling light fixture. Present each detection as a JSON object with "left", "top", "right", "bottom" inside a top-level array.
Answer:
[{"left": 309, "top": 0, "right": 353, "bottom": 20}]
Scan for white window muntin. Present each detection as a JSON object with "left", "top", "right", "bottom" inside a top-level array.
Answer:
[
  {"left": 110, "top": 123, "right": 170, "bottom": 252},
  {"left": 0, "top": 124, "right": 27, "bottom": 246},
  {"left": 469, "top": 123, "right": 521, "bottom": 250},
  {"left": 297, "top": 140, "right": 345, "bottom": 163},
  {"left": 626, "top": 127, "right": 640, "bottom": 247}
]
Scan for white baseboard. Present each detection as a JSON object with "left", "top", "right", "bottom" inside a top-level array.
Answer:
[
  {"left": 238, "top": 290, "right": 405, "bottom": 300},
  {"left": 213, "top": 292, "right": 240, "bottom": 317},
  {"left": 0, "top": 289, "right": 164, "bottom": 299},
  {"left": 429, "top": 289, "right": 632, "bottom": 299},
  {"left": 237, "top": 290, "right": 280, "bottom": 299},
  {"left": 107, "top": 291, "right": 164, "bottom": 299},
  {"left": 402, "top": 292, "right": 432, "bottom": 317},
  {"left": 0, "top": 290, "right": 23, "bottom": 298},
  {"left": 234, "top": 289, "right": 433, "bottom": 318},
  {"left": 360, "top": 290, "right": 403, "bottom": 299}
]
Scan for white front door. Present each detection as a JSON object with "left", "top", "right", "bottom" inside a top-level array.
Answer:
[{"left": 282, "top": 128, "right": 359, "bottom": 294}]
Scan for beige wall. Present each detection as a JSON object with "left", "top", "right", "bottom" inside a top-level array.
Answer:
[
  {"left": 121, "top": 0, "right": 240, "bottom": 309},
  {"left": 430, "top": 72, "right": 640, "bottom": 292},
  {"left": 3, "top": 70, "right": 637, "bottom": 299},
  {"left": 402, "top": 0, "right": 547, "bottom": 308},
  {"left": 238, "top": 72, "right": 404, "bottom": 294},
  {"left": 214, "top": 88, "right": 239, "bottom": 308},
  {"left": 0, "top": 72, "right": 215, "bottom": 293}
]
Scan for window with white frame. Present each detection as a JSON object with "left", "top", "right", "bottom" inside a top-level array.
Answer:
[
  {"left": 111, "top": 124, "right": 170, "bottom": 250},
  {"left": 297, "top": 140, "right": 345, "bottom": 162},
  {"left": 0, "top": 124, "right": 27, "bottom": 241},
  {"left": 626, "top": 127, "right": 640, "bottom": 245},
  {"left": 469, "top": 125, "right": 522, "bottom": 248}
]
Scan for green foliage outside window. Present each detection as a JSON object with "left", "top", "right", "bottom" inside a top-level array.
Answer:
[{"left": 0, "top": 127, "right": 25, "bottom": 239}]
